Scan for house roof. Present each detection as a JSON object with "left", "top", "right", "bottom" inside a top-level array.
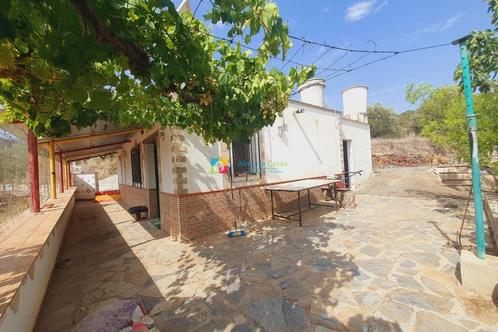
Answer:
[{"left": 288, "top": 99, "right": 340, "bottom": 114}]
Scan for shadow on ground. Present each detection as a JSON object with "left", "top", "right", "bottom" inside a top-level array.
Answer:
[
  {"left": 35, "top": 201, "right": 164, "bottom": 331},
  {"left": 35, "top": 199, "right": 403, "bottom": 331}
]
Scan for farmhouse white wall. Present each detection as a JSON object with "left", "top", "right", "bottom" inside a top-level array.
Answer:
[
  {"left": 340, "top": 118, "right": 373, "bottom": 187},
  {"left": 183, "top": 131, "right": 225, "bottom": 192},
  {"left": 116, "top": 83, "right": 373, "bottom": 195},
  {"left": 262, "top": 100, "right": 343, "bottom": 182}
]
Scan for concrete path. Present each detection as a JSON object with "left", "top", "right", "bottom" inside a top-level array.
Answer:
[{"left": 36, "top": 168, "right": 498, "bottom": 331}]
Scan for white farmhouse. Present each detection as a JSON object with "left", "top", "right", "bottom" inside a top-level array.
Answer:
[{"left": 115, "top": 78, "right": 373, "bottom": 240}]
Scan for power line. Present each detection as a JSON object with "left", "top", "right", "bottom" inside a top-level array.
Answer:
[
  {"left": 189, "top": 4, "right": 451, "bottom": 80},
  {"left": 281, "top": 36, "right": 451, "bottom": 86},
  {"left": 326, "top": 53, "right": 398, "bottom": 80},
  {"left": 203, "top": 30, "right": 451, "bottom": 80},
  {"left": 322, "top": 52, "right": 374, "bottom": 80},
  {"left": 280, "top": 42, "right": 308, "bottom": 71},
  {"left": 208, "top": 33, "right": 347, "bottom": 72},
  {"left": 315, "top": 40, "right": 377, "bottom": 76},
  {"left": 397, "top": 43, "right": 452, "bottom": 54},
  {"left": 203, "top": 0, "right": 450, "bottom": 55},
  {"left": 289, "top": 34, "right": 451, "bottom": 54},
  {"left": 309, "top": 46, "right": 332, "bottom": 66},
  {"left": 290, "top": 53, "right": 398, "bottom": 97},
  {"left": 193, "top": 0, "right": 204, "bottom": 17},
  {"left": 289, "top": 35, "right": 396, "bottom": 53},
  {"left": 315, "top": 50, "right": 351, "bottom": 76},
  {"left": 212, "top": 32, "right": 451, "bottom": 81}
]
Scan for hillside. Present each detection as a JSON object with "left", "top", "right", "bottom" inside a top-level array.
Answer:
[
  {"left": 74, "top": 154, "right": 118, "bottom": 180},
  {"left": 371, "top": 136, "right": 457, "bottom": 168}
]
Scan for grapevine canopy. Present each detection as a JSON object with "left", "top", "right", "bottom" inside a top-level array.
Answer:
[{"left": 0, "top": 0, "right": 314, "bottom": 143}]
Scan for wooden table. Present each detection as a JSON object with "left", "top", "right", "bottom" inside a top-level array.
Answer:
[{"left": 264, "top": 179, "right": 340, "bottom": 226}]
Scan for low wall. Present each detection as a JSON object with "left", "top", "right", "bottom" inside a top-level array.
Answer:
[
  {"left": 484, "top": 193, "right": 498, "bottom": 247},
  {"left": 0, "top": 189, "right": 75, "bottom": 332},
  {"left": 119, "top": 184, "right": 158, "bottom": 218},
  {"left": 171, "top": 179, "right": 323, "bottom": 242}
]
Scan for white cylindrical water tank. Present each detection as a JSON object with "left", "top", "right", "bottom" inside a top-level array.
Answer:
[
  {"left": 342, "top": 86, "right": 368, "bottom": 117},
  {"left": 298, "top": 78, "right": 325, "bottom": 107}
]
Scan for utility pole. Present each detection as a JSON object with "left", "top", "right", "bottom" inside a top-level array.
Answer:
[{"left": 452, "top": 35, "right": 486, "bottom": 259}]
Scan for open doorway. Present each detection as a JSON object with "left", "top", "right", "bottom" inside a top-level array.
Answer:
[
  {"left": 342, "top": 140, "right": 351, "bottom": 188},
  {"left": 143, "top": 136, "right": 161, "bottom": 228}
]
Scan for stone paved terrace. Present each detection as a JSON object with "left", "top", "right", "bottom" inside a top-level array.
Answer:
[{"left": 36, "top": 168, "right": 498, "bottom": 331}]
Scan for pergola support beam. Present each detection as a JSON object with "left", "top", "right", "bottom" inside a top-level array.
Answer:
[
  {"left": 67, "top": 151, "right": 117, "bottom": 163},
  {"left": 56, "top": 139, "right": 130, "bottom": 154},
  {"left": 38, "top": 128, "right": 140, "bottom": 145},
  {"left": 49, "top": 140, "right": 57, "bottom": 199},
  {"left": 27, "top": 130, "right": 40, "bottom": 213},
  {"left": 58, "top": 153, "right": 64, "bottom": 193}
]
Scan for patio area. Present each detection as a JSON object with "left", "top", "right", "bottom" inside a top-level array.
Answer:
[{"left": 35, "top": 168, "right": 498, "bottom": 331}]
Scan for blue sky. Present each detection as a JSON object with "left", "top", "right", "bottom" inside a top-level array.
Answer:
[{"left": 180, "top": 0, "right": 493, "bottom": 113}]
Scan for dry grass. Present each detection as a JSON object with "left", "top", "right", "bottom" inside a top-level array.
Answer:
[
  {"left": 0, "top": 196, "right": 29, "bottom": 226},
  {"left": 372, "top": 136, "right": 457, "bottom": 168}
]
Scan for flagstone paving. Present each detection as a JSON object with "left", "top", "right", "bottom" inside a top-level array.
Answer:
[{"left": 36, "top": 169, "right": 498, "bottom": 331}]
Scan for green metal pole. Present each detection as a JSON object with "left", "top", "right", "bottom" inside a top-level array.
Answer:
[{"left": 453, "top": 36, "right": 486, "bottom": 259}]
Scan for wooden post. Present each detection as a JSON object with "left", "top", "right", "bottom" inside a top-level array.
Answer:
[
  {"left": 68, "top": 162, "right": 73, "bottom": 187},
  {"left": 62, "top": 162, "right": 67, "bottom": 189},
  {"left": 28, "top": 130, "right": 40, "bottom": 213},
  {"left": 58, "top": 153, "right": 64, "bottom": 193},
  {"left": 49, "top": 139, "right": 57, "bottom": 199},
  {"left": 64, "top": 161, "right": 69, "bottom": 189}
]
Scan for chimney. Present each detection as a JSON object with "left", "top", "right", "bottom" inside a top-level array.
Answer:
[
  {"left": 298, "top": 78, "right": 325, "bottom": 107},
  {"left": 342, "top": 86, "right": 368, "bottom": 122},
  {"left": 177, "top": 0, "right": 192, "bottom": 14}
]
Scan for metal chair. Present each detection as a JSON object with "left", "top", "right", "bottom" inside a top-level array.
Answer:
[{"left": 334, "top": 170, "right": 363, "bottom": 208}]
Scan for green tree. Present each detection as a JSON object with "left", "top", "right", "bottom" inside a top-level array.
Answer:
[
  {"left": 0, "top": 137, "right": 27, "bottom": 188},
  {"left": 406, "top": 83, "right": 498, "bottom": 170},
  {"left": 0, "top": 0, "right": 313, "bottom": 143},
  {"left": 397, "top": 110, "right": 422, "bottom": 136},
  {"left": 367, "top": 103, "right": 401, "bottom": 138},
  {"left": 454, "top": 0, "right": 497, "bottom": 92}
]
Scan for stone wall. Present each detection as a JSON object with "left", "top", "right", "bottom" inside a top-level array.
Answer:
[{"left": 484, "top": 193, "right": 498, "bottom": 247}]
